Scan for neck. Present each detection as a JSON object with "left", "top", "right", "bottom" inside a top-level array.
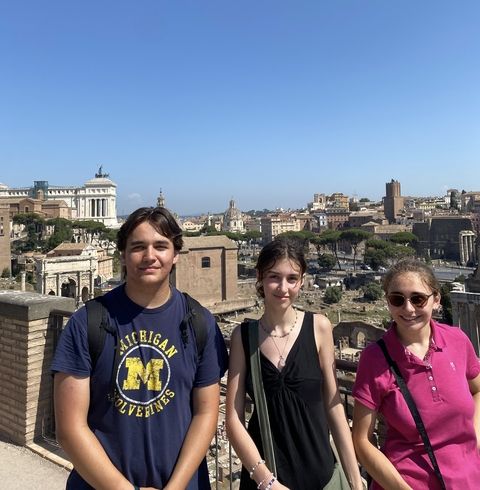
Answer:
[
  {"left": 125, "top": 282, "right": 172, "bottom": 308},
  {"left": 395, "top": 322, "right": 432, "bottom": 348},
  {"left": 261, "top": 306, "right": 296, "bottom": 330}
]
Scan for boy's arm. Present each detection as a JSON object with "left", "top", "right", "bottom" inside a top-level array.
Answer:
[
  {"left": 164, "top": 383, "right": 220, "bottom": 490},
  {"left": 54, "top": 372, "right": 139, "bottom": 490}
]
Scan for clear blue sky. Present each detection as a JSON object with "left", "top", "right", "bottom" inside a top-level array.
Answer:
[{"left": 1, "top": 1, "right": 479, "bottom": 216}]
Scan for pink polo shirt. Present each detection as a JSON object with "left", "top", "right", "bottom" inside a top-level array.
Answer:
[{"left": 353, "top": 320, "right": 480, "bottom": 490}]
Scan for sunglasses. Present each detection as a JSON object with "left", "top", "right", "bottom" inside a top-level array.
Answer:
[{"left": 387, "top": 292, "right": 435, "bottom": 308}]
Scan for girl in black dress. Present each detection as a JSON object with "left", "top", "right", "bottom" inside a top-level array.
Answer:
[{"left": 226, "top": 237, "right": 362, "bottom": 490}]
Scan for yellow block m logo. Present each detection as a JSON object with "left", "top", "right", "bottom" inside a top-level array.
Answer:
[{"left": 123, "top": 358, "right": 164, "bottom": 391}]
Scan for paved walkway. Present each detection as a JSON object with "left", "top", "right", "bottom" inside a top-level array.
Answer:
[{"left": 0, "top": 437, "right": 70, "bottom": 490}]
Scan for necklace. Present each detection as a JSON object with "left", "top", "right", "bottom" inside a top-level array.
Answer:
[
  {"left": 260, "top": 309, "right": 298, "bottom": 369},
  {"left": 259, "top": 309, "right": 298, "bottom": 338}
]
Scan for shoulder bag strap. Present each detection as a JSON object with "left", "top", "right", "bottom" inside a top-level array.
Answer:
[
  {"left": 247, "top": 320, "right": 277, "bottom": 475},
  {"left": 377, "top": 339, "right": 446, "bottom": 490}
]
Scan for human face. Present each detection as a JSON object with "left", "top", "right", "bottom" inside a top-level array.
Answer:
[
  {"left": 121, "top": 221, "right": 178, "bottom": 290},
  {"left": 260, "top": 258, "right": 304, "bottom": 309},
  {"left": 386, "top": 272, "right": 440, "bottom": 338}
]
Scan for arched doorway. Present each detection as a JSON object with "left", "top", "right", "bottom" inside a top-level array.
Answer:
[
  {"left": 356, "top": 331, "right": 366, "bottom": 348},
  {"left": 61, "top": 279, "right": 76, "bottom": 299},
  {"left": 81, "top": 286, "right": 89, "bottom": 303}
]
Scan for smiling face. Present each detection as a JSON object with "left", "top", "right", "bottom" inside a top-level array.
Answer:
[
  {"left": 386, "top": 271, "right": 441, "bottom": 340},
  {"left": 122, "top": 221, "right": 178, "bottom": 292},
  {"left": 260, "top": 258, "right": 304, "bottom": 310}
]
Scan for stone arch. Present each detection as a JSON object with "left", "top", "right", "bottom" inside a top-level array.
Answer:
[
  {"left": 356, "top": 331, "right": 367, "bottom": 348},
  {"left": 61, "top": 278, "right": 76, "bottom": 299},
  {"left": 48, "top": 290, "right": 55, "bottom": 295}
]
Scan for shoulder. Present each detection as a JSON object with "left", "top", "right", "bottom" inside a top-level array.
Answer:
[
  {"left": 312, "top": 312, "right": 333, "bottom": 335},
  {"left": 356, "top": 340, "right": 390, "bottom": 381},
  {"left": 358, "top": 341, "right": 384, "bottom": 364},
  {"left": 231, "top": 323, "right": 243, "bottom": 342},
  {"left": 433, "top": 320, "right": 471, "bottom": 345}
]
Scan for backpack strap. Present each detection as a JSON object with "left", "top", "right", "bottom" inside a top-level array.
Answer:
[
  {"left": 180, "top": 292, "right": 208, "bottom": 358},
  {"left": 86, "top": 297, "right": 118, "bottom": 401},
  {"left": 86, "top": 297, "right": 111, "bottom": 371}
]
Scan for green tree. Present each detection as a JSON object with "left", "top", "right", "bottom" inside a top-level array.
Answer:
[
  {"left": 45, "top": 218, "right": 73, "bottom": 251},
  {"left": 225, "top": 231, "right": 244, "bottom": 243},
  {"left": 363, "top": 282, "right": 383, "bottom": 301},
  {"left": 243, "top": 230, "right": 262, "bottom": 244},
  {"left": 364, "top": 248, "right": 389, "bottom": 270},
  {"left": 312, "top": 230, "right": 342, "bottom": 270},
  {"left": 324, "top": 286, "right": 342, "bottom": 304},
  {"left": 200, "top": 224, "right": 218, "bottom": 234},
  {"left": 363, "top": 238, "right": 415, "bottom": 269},
  {"left": 100, "top": 228, "right": 118, "bottom": 244},
  {"left": 317, "top": 253, "right": 336, "bottom": 271},
  {"left": 12, "top": 213, "right": 46, "bottom": 252},
  {"left": 340, "top": 229, "right": 372, "bottom": 271},
  {"left": 388, "top": 232, "right": 418, "bottom": 246}
]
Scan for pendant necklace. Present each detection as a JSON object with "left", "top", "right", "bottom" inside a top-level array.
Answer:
[{"left": 260, "top": 309, "right": 297, "bottom": 369}]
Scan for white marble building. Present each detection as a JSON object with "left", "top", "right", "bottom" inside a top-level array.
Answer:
[{"left": 0, "top": 167, "right": 118, "bottom": 228}]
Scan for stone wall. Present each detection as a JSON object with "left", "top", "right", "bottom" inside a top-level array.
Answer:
[
  {"left": 0, "top": 291, "right": 75, "bottom": 445},
  {"left": 451, "top": 291, "right": 480, "bottom": 356}
]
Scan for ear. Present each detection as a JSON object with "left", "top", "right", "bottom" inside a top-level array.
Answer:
[
  {"left": 120, "top": 252, "right": 125, "bottom": 265},
  {"left": 172, "top": 251, "right": 179, "bottom": 265},
  {"left": 432, "top": 292, "right": 441, "bottom": 310}
]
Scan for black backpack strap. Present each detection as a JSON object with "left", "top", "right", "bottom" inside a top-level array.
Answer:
[
  {"left": 86, "top": 297, "right": 118, "bottom": 402},
  {"left": 181, "top": 292, "right": 208, "bottom": 358},
  {"left": 86, "top": 297, "right": 109, "bottom": 371},
  {"left": 377, "top": 339, "right": 446, "bottom": 490}
]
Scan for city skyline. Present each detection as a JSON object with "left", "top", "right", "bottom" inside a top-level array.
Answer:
[{"left": 1, "top": 1, "right": 479, "bottom": 216}]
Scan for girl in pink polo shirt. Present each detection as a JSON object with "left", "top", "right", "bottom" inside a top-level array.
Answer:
[{"left": 352, "top": 258, "right": 480, "bottom": 489}]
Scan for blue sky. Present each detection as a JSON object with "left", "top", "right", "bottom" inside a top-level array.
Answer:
[{"left": 1, "top": 1, "right": 479, "bottom": 216}]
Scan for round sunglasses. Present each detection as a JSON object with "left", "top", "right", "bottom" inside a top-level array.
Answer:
[{"left": 387, "top": 292, "right": 435, "bottom": 308}]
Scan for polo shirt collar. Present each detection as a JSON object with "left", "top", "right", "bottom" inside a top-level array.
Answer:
[{"left": 383, "top": 319, "right": 444, "bottom": 363}]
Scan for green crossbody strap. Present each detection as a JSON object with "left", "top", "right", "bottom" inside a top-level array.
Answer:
[{"left": 247, "top": 320, "right": 277, "bottom": 475}]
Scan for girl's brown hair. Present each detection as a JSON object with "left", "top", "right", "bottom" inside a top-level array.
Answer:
[{"left": 382, "top": 258, "right": 440, "bottom": 295}]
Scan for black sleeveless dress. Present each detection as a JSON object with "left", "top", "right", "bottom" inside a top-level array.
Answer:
[{"left": 240, "top": 312, "right": 335, "bottom": 489}]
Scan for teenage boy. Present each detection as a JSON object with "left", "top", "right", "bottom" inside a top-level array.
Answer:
[{"left": 52, "top": 207, "right": 228, "bottom": 490}]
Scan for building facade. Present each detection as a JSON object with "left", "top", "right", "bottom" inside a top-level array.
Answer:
[
  {"left": 0, "top": 168, "right": 118, "bottom": 227},
  {"left": 413, "top": 216, "right": 474, "bottom": 261},
  {"left": 383, "top": 179, "right": 404, "bottom": 224},
  {"left": 260, "top": 214, "right": 302, "bottom": 243},
  {"left": 173, "top": 235, "right": 238, "bottom": 305}
]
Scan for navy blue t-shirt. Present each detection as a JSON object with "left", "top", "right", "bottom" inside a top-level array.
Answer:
[{"left": 51, "top": 285, "right": 228, "bottom": 489}]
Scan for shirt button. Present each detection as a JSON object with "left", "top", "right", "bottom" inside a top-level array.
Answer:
[
  {"left": 428, "top": 376, "right": 433, "bottom": 381},
  {"left": 432, "top": 386, "right": 437, "bottom": 391}
]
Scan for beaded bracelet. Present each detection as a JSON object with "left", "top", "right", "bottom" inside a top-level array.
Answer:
[
  {"left": 249, "top": 459, "right": 265, "bottom": 478},
  {"left": 257, "top": 473, "right": 272, "bottom": 490},
  {"left": 264, "top": 476, "right": 277, "bottom": 490}
]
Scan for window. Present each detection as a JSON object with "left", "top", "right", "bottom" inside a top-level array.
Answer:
[{"left": 201, "top": 257, "right": 211, "bottom": 268}]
